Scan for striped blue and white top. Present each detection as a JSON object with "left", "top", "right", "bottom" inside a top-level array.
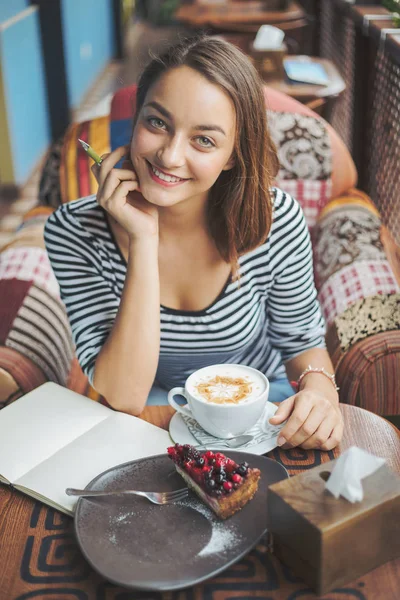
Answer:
[{"left": 44, "top": 188, "right": 326, "bottom": 389}]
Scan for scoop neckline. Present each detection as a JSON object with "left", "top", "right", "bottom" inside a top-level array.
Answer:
[{"left": 103, "top": 210, "right": 233, "bottom": 316}]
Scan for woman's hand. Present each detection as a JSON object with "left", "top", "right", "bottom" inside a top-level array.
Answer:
[
  {"left": 92, "top": 145, "right": 158, "bottom": 241},
  {"left": 269, "top": 389, "right": 344, "bottom": 451}
]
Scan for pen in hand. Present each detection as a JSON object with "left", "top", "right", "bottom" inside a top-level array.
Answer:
[
  {"left": 78, "top": 138, "right": 103, "bottom": 165},
  {"left": 79, "top": 140, "right": 142, "bottom": 195}
]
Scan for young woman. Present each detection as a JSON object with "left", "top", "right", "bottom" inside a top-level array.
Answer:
[{"left": 44, "top": 36, "right": 343, "bottom": 450}]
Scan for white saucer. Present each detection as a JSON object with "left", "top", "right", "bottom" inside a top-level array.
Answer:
[{"left": 169, "top": 412, "right": 280, "bottom": 456}]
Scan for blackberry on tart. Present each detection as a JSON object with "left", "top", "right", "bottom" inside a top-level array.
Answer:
[{"left": 167, "top": 443, "right": 261, "bottom": 519}]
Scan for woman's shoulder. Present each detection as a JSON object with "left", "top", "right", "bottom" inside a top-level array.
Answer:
[
  {"left": 47, "top": 194, "right": 100, "bottom": 220},
  {"left": 270, "top": 186, "right": 303, "bottom": 222},
  {"left": 45, "top": 195, "right": 104, "bottom": 237},
  {"left": 240, "top": 188, "right": 305, "bottom": 264}
]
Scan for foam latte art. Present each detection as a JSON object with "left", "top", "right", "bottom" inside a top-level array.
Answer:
[{"left": 194, "top": 375, "right": 257, "bottom": 404}]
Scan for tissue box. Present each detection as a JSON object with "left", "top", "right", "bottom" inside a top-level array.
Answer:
[{"left": 267, "top": 459, "right": 400, "bottom": 595}]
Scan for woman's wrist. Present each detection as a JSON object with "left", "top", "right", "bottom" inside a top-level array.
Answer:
[
  {"left": 299, "top": 372, "right": 339, "bottom": 405},
  {"left": 298, "top": 365, "right": 339, "bottom": 391}
]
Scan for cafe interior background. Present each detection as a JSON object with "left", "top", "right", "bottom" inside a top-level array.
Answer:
[
  {"left": 0, "top": 1, "right": 400, "bottom": 599},
  {"left": 0, "top": 1, "right": 399, "bottom": 416}
]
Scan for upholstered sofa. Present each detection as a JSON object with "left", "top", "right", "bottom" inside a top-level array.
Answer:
[{"left": 1, "top": 85, "right": 399, "bottom": 416}]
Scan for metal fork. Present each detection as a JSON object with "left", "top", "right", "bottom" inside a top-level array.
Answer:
[{"left": 65, "top": 487, "right": 188, "bottom": 505}]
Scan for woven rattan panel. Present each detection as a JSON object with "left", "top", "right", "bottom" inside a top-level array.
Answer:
[
  {"left": 366, "top": 45, "right": 400, "bottom": 245},
  {"left": 320, "top": 1, "right": 355, "bottom": 150}
]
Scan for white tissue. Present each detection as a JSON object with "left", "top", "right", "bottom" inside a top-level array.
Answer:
[
  {"left": 325, "top": 446, "right": 386, "bottom": 503},
  {"left": 253, "top": 25, "right": 285, "bottom": 51}
]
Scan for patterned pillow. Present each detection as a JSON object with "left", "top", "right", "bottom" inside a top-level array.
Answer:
[
  {"left": 313, "top": 192, "right": 400, "bottom": 326},
  {"left": 0, "top": 209, "right": 89, "bottom": 407},
  {"left": 268, "top": 110, "right": 332, "bottom": 228},
  {"left": 318, "top": 262, "right": 400, "bottom": 326},
  {"left": 313, "top": 191, "right": 384, "bottom": 289}
]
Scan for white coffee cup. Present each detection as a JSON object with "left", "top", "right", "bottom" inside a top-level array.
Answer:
[{"left": 167, "top": 364, "right": 270, "bottom": 439}]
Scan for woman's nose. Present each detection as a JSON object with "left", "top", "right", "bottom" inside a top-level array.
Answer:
[{"left": 156, "top": 135, "right": 185, "bottom": 169}]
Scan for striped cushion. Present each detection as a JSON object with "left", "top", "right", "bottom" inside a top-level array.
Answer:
[
  {"left": 318, "top": 188, "right": 380, "bottom": 220},
  {"left": 327, "top": 326, "right": 400, "bottom": 415},
  {"left": 0, "top": 208, "right": 89, "bottom": 406},
  {"left": 0, "top": 279, "right": 75, "bottom": 384},
  {"left": 0, "top": 346, "right": 47, "bottom": 408},
  {"left": 60, "top": 115, "right": 109, "bottom": 203}
]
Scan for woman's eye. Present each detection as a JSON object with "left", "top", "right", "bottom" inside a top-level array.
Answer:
[
  {"left": 196, "top": 136, "right": 214, "bottom": 148},
  {"left": 148, "top": 117, "right": 166, "bottom": 129}
]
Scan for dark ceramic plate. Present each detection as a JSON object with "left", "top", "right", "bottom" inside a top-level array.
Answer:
[{"left": 74, "top": 451, "right": 288, "bottom": 591}]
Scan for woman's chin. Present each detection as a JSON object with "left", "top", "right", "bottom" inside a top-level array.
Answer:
[{"left": 139, "top": 188, "right": 179, "bottom": 208}]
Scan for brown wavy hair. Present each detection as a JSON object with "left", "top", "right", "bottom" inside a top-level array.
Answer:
[{"left": 133, "top": 35, "right": 279, "bottom": 271}]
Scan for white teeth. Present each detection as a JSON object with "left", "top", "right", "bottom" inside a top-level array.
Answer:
[{"left": 151, "top": 164, "right": 183, "bottom": 183}]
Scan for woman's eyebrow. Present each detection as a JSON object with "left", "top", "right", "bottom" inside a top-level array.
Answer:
[
  {"left": 144, "top": 101, "right": 226, "bottom": 136},
  {"left": 144, "top": 101, "right": 172, "bottom": 120},
  {"left": 195, "top": 124, "right": 226, "bottom": 136}
]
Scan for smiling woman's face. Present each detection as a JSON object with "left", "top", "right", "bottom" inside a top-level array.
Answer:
[{"left": 130, "top": 65, "right": 236, "bottom": 209}]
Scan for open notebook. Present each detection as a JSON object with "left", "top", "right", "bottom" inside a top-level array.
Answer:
[{"left": 0, "top": 383, "right": 171, "bottom": 516}]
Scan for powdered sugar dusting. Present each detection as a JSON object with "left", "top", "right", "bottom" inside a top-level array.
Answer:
[
  {"left": 114, "top": 512, "right": 136, "bottom": 523},
  {"left": 199, "top": 522, "right": 240, "bottom": 556},
  {"left": 176, "top": 496, "right": 242, "bottom": 557}
]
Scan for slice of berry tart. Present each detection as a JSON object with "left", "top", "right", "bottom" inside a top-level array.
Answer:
[{"left": 167, "top": 443, "right": 261, "bottom": 519}]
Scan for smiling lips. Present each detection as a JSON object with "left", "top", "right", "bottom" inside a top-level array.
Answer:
[{"left": 147, "top": 160, "right": 189, "bottom": 187}]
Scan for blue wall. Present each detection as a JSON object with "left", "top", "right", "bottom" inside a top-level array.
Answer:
[
  {"left": 1, "top": 6, "right": 49, "bottom": 183},
  {"left": 0, "top": 0, "right": 28, "bottom": 24},
  {"left": 61, "top": 0, "right": 115, "bottom": 108}
]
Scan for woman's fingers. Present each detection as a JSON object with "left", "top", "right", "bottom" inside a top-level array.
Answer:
[
  {"left": 319, "top": 420, "right": 343, "bottom": 451},
  {"left": 89, "top": 145, "right": 157, "bottom": 239},
  {"left": 100, "top": 168, "right": 139, "bottom": 205},
  {"left": 269, "top": 396, "right": 295, "bottom": 425},
  {"left": 97, "top": 146, "right": 130, "bottom": 188},
  {"left": 299, "top": 416, "right": 334, "bottom": 450},
  {"left": 273, "top": 391, "right": 343, "bottom": 450},
  {"left": 90, "top": 159, "right": 105, "bottom": 183},
  {"left": 275, "top": 396, "right": 313, "bottom": 446},
  {"left": 104, "top": 180, "right": 138, "bottom": 212},
  {"left": 285, "top": 406, "right": 330, "bottom": 448},
  {"left": 93, "top": 145, "right": 139, "bottom": 212}
]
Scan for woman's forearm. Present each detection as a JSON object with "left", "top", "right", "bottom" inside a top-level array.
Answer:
[
  {"left": 93, "top": 238, "right": 160, "bottom": 414},
  {"left": 285, "top": 348, "right": 339, "bottom": 406}
]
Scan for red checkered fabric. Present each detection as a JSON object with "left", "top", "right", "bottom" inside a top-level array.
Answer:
[
  {"left": 0, "top": 248, "right": 59, "bottom": 298},
  {"left": 275, "top": 179, "right": 333, "bottom": 229},
  {"left": 318, "top": 260, "right": 400, "bottom": 326}
]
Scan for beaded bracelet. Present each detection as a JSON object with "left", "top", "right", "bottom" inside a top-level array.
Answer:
[{"left": 292, "top": 365, "right": 339, "bottom": 392}]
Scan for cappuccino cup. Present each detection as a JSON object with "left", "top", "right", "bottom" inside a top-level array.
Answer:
[{"left": 167, "top": 364, "right": 269, "bottom": 438}]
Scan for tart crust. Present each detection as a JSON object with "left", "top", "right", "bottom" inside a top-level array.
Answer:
[{"left": 175, "top": 463, "right": 261, "bottom": 519}]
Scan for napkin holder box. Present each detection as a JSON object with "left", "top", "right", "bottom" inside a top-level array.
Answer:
[
  {"left": 250, "top": 43, "right": 287, "bottom": 82},
  {"left": 266, "top": 458, "right": 400, "bottom": 596}
]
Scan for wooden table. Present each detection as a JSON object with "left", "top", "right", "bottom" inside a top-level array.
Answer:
[
  {"left": 266, "top": 56, "right": 346, "bottom": 120},
  {"left": 176, "top": 1, "right": 309, "bottom": 52},
  {"left": 0, "top": 404, "right": 399, "bottom": 599},
  {"left": 176, "top": 1, "right": 305, "bottom": 29}
]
